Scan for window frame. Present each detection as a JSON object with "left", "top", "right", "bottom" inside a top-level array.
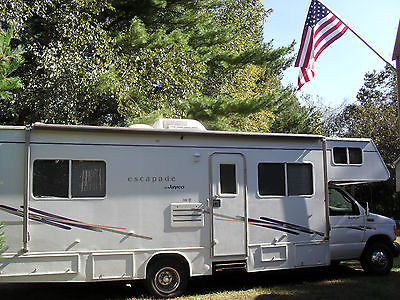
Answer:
[
  {"left": 257, "top": 162, "right": 314, "bottom": 198},
  {"left": 332, "top": 147, "right": 363, "bottom": 166},
  {"left": 32, "top": 159, "right": 107, "bottom": 201}
]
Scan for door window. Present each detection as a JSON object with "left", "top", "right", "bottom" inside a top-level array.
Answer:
[
  {"left": 328, "top": 188, "right": 359, "bottom": 216},
  {"left": 219, "top": 164, "right": 237, "bottom": 194}
]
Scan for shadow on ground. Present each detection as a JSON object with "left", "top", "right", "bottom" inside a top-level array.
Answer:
[{"left": 0, "top": 264, "right": 398, "bottom": 299}]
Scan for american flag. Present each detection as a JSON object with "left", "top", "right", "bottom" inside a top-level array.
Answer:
[{"left": 295, "top": 0, "right": 348, "bottom": 90}]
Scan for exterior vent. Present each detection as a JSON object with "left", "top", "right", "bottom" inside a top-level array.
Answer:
[
  {"left": 170, "top": 203, "right": 204, "bottom": 228},
  {"left": 213, "top": 260, "right": 247, "bottom": 272},
  {"left": 152, "top": 119, "right": 206, "bottom": 131}
]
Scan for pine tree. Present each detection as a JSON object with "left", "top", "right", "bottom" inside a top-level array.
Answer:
[
  {"left": 331, "top": 65, "right": 400, "bottom": 219},
  {"left": 0, "top": 24, "right": 24, "bottom": 100},
  {"left": 124, "top": 0, "right": 312, "bottom": 132},
  {"left": 0, "top": 0, "right": 320, "bottom": 134}
]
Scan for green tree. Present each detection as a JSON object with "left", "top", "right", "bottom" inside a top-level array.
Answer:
[
  {"left": 331, "top": 65, "right": 400, "bottom": 218},
  {"left": 125, "top": 0, "right": 319, "bottom": 133},
  {"left": 1, "top": 0, "right": 123, "bottom": 125},
  {"left": 0, "top": 0, "right": 320, "bottom": 135},
  {"left": 0, "top": 24, "right": 24, "bottom": 100},
  {"left": 333, "top": 65, "right": 399, "bottom": 163}
]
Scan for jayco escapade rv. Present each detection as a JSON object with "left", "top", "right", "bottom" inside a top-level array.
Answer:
[{"left": 0, "top": 119, "right": 399, "bottom": 298}]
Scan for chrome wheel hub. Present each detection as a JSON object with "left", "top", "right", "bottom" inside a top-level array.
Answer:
[
  {"left": 371, "top": 251, "right": 388, "bottom": 268},
  {"left": 154, "top": 267, "right": 180, "bottom": 293}
]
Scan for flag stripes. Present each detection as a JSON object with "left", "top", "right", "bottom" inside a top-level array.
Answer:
[{"left": 295, "top": 0, "right": 348, "bottom": 90}]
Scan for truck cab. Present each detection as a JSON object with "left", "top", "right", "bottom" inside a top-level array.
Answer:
[{"left": 329, "top": 186, "right": 400, "bottom": 274}]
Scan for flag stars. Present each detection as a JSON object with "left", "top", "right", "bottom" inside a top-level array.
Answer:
[{"left": 306, "top": 2, "right": 329, "bottom": 27}]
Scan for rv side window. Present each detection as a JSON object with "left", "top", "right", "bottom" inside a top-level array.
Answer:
[
  {"left": 333, "top": 147, "right": 347, "bottom": 164},
  {"left": 348, "top": 148, "right": 362, "bottom": 164},
  {"left": 219, "top": 164, "right": 237, "bottom": 194},
  {"left": 33, "top": 160, "right": 69, "bottom": 198},
  {"left": 333, "top": 147, "right": 362, "bottom": 165},
  {"left": 72, "top": 161, "right": 106, "bottom": 197},
  {"left": 258, "top": 163, "right": 313, "bottom": 197},
  {"left": 287, "top": 164, "right": 313, "bottom": 196},
  {"left": 258, "top": 163, "right": 285, "bottom": 196},
  {"left": 33, "top": 160, "right": 106, "bottom": 199}
]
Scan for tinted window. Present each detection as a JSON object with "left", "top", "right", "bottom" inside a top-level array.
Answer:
[
  {"left": 287, "top": 164, "right": 313, "bottom": 196},
  {"left": 328, "top": 188, "right": 359, "bottom": 216},
  {"left": 349, "top": 148, "right": 362, "bottom": 164},
  {"left": 33, "top": 160, "right": 106, "bottom": 199},
  {"left": 258, "top": 163, "right": 285, "bottom": 196},
  {"left": 219, "top": 164, "right": 237, "bottom": 194},
  {"left": 33, "top": 160, "right": 69, "bottom": 198},
  {"left": 333, "top": 147, "right": 347, "bottom": 164},
  {"left": 333, "top": 147, "right": 363, "bottom": 165},
  {"left": 72, "top": 161, "right": 106, "bottom": 197}
]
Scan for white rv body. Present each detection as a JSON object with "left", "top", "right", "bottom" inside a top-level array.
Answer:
[{"left": 0, "top": 121, "right": 395, "bottom": 296}]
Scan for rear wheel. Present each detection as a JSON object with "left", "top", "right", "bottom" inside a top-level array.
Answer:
[
  {"left": 145, "top": 257, "right": 189, "bottom": 298},
  {"left": 360, "top": 242, "right": 393, "bottom": 275},
  {"left": 330, "top": 260, "right": 341, "bottom": 266}
]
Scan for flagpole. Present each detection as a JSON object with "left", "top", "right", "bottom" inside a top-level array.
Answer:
[{"left": 318, "top": 0, "right": 396, "bottom": 71}]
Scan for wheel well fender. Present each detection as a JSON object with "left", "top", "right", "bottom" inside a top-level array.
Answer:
[
  {"left": 363, "top": 235, "right": 394, "bottom": 255},
  {"left": 145, "top": 252, "right": 191, "bottom": 278}
]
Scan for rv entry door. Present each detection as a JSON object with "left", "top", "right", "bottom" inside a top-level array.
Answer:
[{"left": 210, "top": 153, "right": 247, "bottom": 257}]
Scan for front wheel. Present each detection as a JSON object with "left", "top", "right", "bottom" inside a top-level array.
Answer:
[
  {"left": 145, "top": 258, "right": 189, "bottom": 298},
  {"left": 360, "top": 242, "right": 393, "bottom": 275}
]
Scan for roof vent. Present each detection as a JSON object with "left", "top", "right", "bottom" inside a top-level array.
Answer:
[{"left": 152, "top": 119, "right": 206, "bottom": 131}]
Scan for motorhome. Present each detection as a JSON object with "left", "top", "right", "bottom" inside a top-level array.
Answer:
[{"left": 0, "top": 119, "right": 398, "bottom": 298}]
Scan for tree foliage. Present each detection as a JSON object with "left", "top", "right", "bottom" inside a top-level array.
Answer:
[
  {"left": 332, "top": 65, "right": 399, "bottom": 163},
  {"left": 0, "top": 0, "right": 321, "bottom": 135},
  {"left": 331, "top": 65, "right": 400, "bottom": 218},
  {"left": 0, "top": 24, "right": 24, "bottom": 100},
  {"left": 1, "top": 0, "right": 121, "bottom": 124}
]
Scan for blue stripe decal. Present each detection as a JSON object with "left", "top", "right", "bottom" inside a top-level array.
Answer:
[
  {"left": 259, "top": 216, "right": 324, "bottom": 236},
  {"left": 0, "top": 141, "right": 24, "bottom": 144},
  {"left": 216, "top": 213, "right": 324, "bottom": 236},
  {"left": 0, "top": 205, "right": 72, "bottom": 230}
]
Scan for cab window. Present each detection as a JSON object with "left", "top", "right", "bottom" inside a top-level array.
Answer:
[{"left": 328, "top": 188, "right": 359, "bottom": 216}]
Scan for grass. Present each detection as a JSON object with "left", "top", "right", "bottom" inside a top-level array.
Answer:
[
  {"left": 1, "top": 240, "right": 399, "bottom": 299},
  {"left": 1, "top": 259, "right": 398, "bottom": 300}
]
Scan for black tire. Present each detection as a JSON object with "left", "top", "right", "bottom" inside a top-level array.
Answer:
[
  {"left": 330, "top": 260, "right": 341, "bottom": 266},
  {"left": 145, "top": 257, "right": 189, "bottom": 298},
  {"left": 360, "top": 242, "right": 393, "bottom": 275}
]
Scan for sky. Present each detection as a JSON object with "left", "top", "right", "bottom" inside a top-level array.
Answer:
[{"left": 262, "top": 0, "right": 400, "bottom": 108}]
